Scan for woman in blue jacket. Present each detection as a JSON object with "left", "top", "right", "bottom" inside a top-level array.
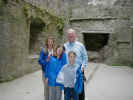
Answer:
[
  {"left": 44, "top": 45, "right": 67, "bottom": 100},
  {"left": 38, "top": 35, "right": 55, "bottom": 100}
]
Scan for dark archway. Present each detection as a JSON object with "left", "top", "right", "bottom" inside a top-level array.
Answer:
[
  {"left": 82, "top": 32, "right": 110, "bottom": 62},
  {"left": 83, "top": 33, "right": 109, "bottom": 51},
  {"left": 29, "top": 18, "right": 45, "bottom": 54}
]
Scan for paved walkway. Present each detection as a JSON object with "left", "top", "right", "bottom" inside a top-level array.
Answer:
[
  {"left": 85, "top": 64, "right": 133, "bottom": 100},
  {"left": 0, "top": 63, "right": 133, "bottom": 100},
  {"left": 0, "top": 71, "right": 44, "bottom": 100}
]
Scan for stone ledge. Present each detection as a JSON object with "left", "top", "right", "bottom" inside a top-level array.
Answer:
[
  {"left": 81, "top": 30, "right": 113, "bottom": 34},
  {"left": 28, "top": 54, "right": 39, "bottom": 59},
  {"left": 130, "top": 26, "right": 133, "bottom": 29},
  {"left": 70, "top": 17, "right": 117, "bottom": 22}
]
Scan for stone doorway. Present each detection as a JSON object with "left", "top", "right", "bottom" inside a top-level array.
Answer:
[
  {"left": 28, "top": 18, "right": 45, "bottom": 71},
  {"left": 29, "top": 18, "right": 45, "bottom": 55},
  {"left": 82, "top": 32, "right": 109, "bottom": 62}
]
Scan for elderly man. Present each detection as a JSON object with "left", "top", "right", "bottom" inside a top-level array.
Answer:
[{"left": 64, "top": 28, "right": 88, "bottom": 100}]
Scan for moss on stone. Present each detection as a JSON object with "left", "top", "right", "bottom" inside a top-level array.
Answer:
[
  {"left": 2, "top": 0, "right": 8, "bottom": 4},
  {"left": 56, "top": 17, "right": 65, "bottom": 35},
  {"left": 0, "top": 0, "right": 65, "bottom": 82},
  {"left": 0, "top": 75, "right": 15, "bottom": 83},
  {"left": 23, "top": 2, "right": 64, "bottom": 36}
]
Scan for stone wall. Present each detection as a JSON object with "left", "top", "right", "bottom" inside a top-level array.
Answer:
[
  {"left": 31, "top": 0, "right": 133, "bottom": 65},
  {"left": 0, "top": 0, "right": 29, "bottom": 82},
  {"left": 65, "top": 0, "right": 133, "bottom": 65},
  {"left": 1, "top": 0, "right": 133, "bottom": 82},
  {"left": 0, "top": 0, "right": 64, "bottom": 82}
]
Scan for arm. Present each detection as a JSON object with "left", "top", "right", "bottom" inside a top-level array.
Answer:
[
  {"left": 81, "top": 45, "right": 88, "bottom": 69},
  {"left": 56, "top": 52, "right": 67, "bottom": 75},
  {"left": 74, "top": 65, "right": 83, "bottom": 94},
  {"left": 56, "top": 66, "right": 66, "bottom": 85},
  {"left": 61, "top": 52, "right": 67, "bottom": 65},
  {"left": 38, "top": 47, "right": 48, "bottom": 72}
]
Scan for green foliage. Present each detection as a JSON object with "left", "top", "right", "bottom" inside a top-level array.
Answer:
[
  {"left": 16, "top": 0, "right": 19, "bottom": 3},
  {"left": 112, "top": 62, "right": 133, "bottom": 68},
  {"left": 127, "top": 63, "right": 133, "bottom": 68},
  {"left": 112, "top": 64, "right": 123, "bottom": 66},
  {"left": 56, "top": 17, "right": 65, "bottom": 35},
  {"left": 23, "top": 2, "right": 65, "bottom": 36},
  {"left": 23, "top": 4, "right": 31, "bottom": 18},
  {"left": 2, "top": 0, "right": 8, "bottom": 4},
  {"left": 0, "top": 75, "right": 15, "bottom": 83}
]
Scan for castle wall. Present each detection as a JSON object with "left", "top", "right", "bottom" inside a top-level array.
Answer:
[
  {"left": 66, "top": 0, "right": 133, "bottom": 65},
  {"left": 0, "top": 0, "right": 64, "bottom": 82}
]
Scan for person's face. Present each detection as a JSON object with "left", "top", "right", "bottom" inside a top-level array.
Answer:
[
  {"left": 68, "top": 53, "right": 75, "bottom": 65},
  {"left": 67, "top": 32, "right": 76, "bottom": 43},
  {"left": 48, "top": 39, "right": 54, "bottom": 49},
  {"left": 57, "top": 47, "right": 63, "bottom": 56}
]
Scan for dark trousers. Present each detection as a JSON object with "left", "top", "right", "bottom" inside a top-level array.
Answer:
[
  {"left": 79, "top": 72, "right": 85, "bottom": 100},
  {"left": 78, "top": 82, "right": 85, "bottom": 100},
  {"left": 64, "top": 87, "right": 79, "bottom": 100}
]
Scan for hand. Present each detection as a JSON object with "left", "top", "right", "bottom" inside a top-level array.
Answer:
[
  {"left": 45, "top": 78, "right": 48, "bottom": 84},
  {"left": 81, "top": 67, "right": 84, "bottom": 72},
  {"left": 46, "top": 55, "right": 50, "bottom": 62}
]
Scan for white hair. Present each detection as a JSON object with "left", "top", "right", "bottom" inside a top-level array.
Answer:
[{"left": 67, "top": 28, "right": 76, "bottom": 34}]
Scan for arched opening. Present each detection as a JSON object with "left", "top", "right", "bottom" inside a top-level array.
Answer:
[
  {"left": 82, "top": 32, "right": 110, "bottom": 62},
  {"left": 83, "top": 33, "right": 109, "bottom": 51},
  {"left": 29, "top": 18, "right": 45, "bottom": 55}
]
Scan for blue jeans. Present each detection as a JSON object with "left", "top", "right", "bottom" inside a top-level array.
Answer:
[{"left": 64, "top": 87, "right": 79, "bottom": 100}]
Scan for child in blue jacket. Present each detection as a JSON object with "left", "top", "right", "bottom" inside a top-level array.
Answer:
[{"left": 56, "top": 51, "right": 83, "bottom": 100}]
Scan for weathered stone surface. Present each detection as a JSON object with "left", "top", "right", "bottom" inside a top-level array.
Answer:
[
  {"left": 0, "top": 0, "right": 64, "bottom": 82},
  {"left": 64, "top": 0, "right": 133, "bottom": 65},
  {"left": 0, "top": 0, "right": 133, "bottom": 82},
  {"left": 44, "top": 0, "right": 133, "bottom": 65}
]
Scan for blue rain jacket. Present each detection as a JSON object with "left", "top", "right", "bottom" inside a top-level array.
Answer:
[
  {"left": 38, "top": 47, "right": 48, "bottom": 72},
  {"left": 74, "top": 65, "right": 83, "bottom": 94},
  {"left": 45, "top": 52, "right": 67, "bottom": 86}
]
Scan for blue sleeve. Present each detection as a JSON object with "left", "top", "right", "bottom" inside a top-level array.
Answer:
[
  {"left": 56, "top": 65, "right": 66, "bottom": 88},
  {"left": 56, "top": 53, "right": 67, "bottom": 76},
  {"left": 45, "top": 57, "right": 56, "bottom": 78},
  {"left": 44, "top": 63, "right": 48, "bottom": 78},
  {"left": 38, "top": 48, "right": 48, "bottom": 72},
  {"left": 62, "top": 52, "right": 67, "bottom": 65},
  {"left": 74, "top": 65, "right": 83, "bottom": 94}
]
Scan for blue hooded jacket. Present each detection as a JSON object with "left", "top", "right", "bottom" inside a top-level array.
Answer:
[
  {"left": 74, "top": 65, "right": 83, "bottom": 94},
  {"left": 38, "top": 47, "right": 48, "bottom": 72},
  {"left": 45, "top": 52, "right": 67, "bottom": 86}
]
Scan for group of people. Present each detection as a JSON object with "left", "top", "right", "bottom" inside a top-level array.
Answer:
[{"left": 38, "top": 28, "right": 88, "bottom": 100}]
